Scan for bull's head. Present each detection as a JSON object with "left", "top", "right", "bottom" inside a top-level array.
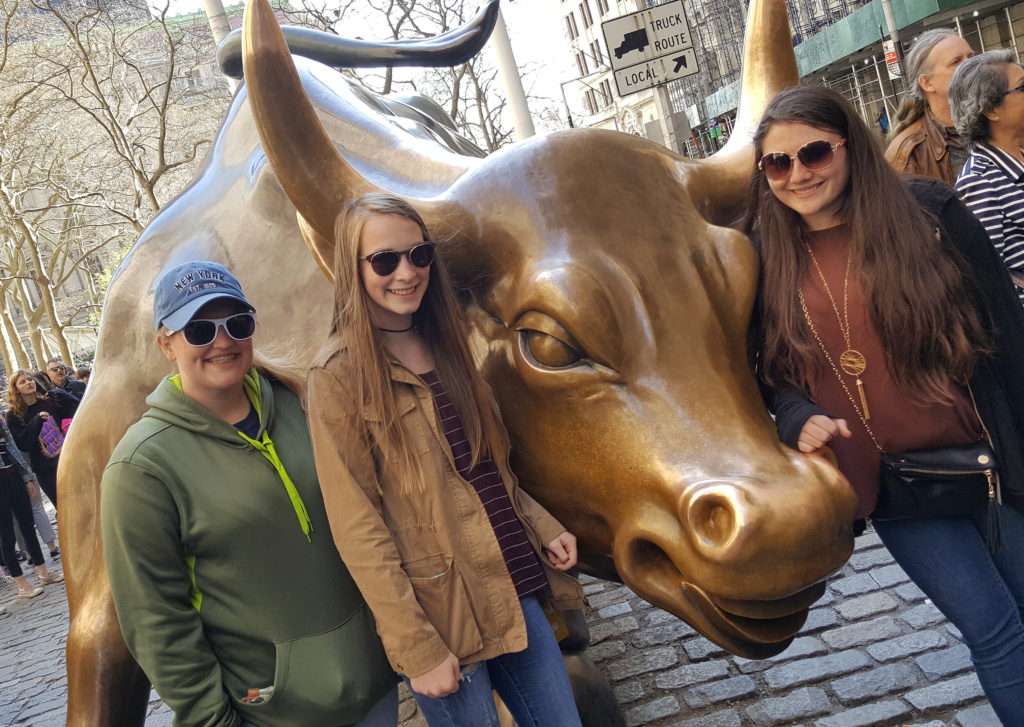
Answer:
[{"left": 241, "top": 0, "right": 857, "bottom": 658}]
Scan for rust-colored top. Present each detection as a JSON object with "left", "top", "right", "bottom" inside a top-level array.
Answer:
[{"left": 802, "top": 224, "right": 982, "bottom": 518}]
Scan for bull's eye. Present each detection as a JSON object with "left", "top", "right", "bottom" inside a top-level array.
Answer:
[
  {"left": 521, "top": 330, "right": 582, "bottom": 368},
  {"left": 513, "top": 311, "right": 585, "bottom": 370}
]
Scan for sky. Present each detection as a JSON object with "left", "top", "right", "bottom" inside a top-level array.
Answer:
[{"left": 167, "top": 0, "right": 575, "bottom": 131}]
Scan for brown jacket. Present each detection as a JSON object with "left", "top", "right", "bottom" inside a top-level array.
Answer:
[
  {"left": 306, "top": 349, "right": 584, "bottom": 678},
  {"left": 884, "top": 111, "right": 958, "bottom": 186}
]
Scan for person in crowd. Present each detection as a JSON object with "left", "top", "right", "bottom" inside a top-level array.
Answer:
[
  {"left": 75, "top": 367, "right": 91, "bottom": 386},
  {"left": 747, "top": 85, "right": 1024, "bottom": 724},
  {"left": 875, "top": 106, "right": 889, "bottom": 135},
  {"left": 306, "top": 193, "right": 585, "bottom": 727},
  {"left": 46, "top": 358, "right": 86, "bottom": 398},
  {"left": 950, "top": 50, "right": 1024, "bottom": 303},
  {"left": 0, "top": 404, "right": 63, "bottom": 599},
  {"left": 5, "top": 371, "right": 80, "bottom": 509},
  {"left": 101, "top": 261, "right": 396, "bottom": 727},
  {"left": 885, "top": 28, "right": 975, "bottom": 183},
  {"left": 0, "top": 409, "right": 58, "bottom": 563},
  {"left": 13, "top": 489, "right": 59, "bottom": 564}
]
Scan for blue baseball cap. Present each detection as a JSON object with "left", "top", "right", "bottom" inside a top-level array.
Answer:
[{"left": 153, "top": 261, "right": 254, "bottom": 331}]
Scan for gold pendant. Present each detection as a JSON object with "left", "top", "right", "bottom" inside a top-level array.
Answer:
[
  {"left": 856, "top": 378, "right": 871, "bottom": 420},
  {"left": 840, "top": 349, "right": 867, "bottom": 376}
]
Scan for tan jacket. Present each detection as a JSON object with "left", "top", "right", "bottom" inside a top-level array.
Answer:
[
  {"left": 306, "top": 349, "right": 584, "bottom": 678},
  {"left": 884, "top": 111, "right": 958, "bottom": 186}
]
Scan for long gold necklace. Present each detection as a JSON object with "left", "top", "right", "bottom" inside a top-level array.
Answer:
[{"left": 803, "top": 243, "right": 871, "bottom": 420}]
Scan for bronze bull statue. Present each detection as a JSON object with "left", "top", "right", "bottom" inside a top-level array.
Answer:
[{"left": 60, "top": 0, "right": 857, "bottom": 724}]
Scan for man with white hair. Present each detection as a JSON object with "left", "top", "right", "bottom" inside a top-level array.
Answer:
[{"left": 885, "top": 29, "right": 975, "bottom": 184}]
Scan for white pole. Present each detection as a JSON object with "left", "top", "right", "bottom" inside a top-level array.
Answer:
[
  {"left": 200, "top": 0, "right": 231, "bottom": 43},
  {"left": 490, "top": 5, "right": 536, "bottom": 139},
  {"left": 201, "top": 0, "right": 237, "bottom": 91}
]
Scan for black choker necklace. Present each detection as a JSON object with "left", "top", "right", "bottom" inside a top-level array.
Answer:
[{"left": 377, "top": 324, "right": 414, "bottom": 333}]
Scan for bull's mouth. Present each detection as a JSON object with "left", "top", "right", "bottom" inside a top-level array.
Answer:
[{"left": 619, "top": 537, "right": 834, "bottom": 659}]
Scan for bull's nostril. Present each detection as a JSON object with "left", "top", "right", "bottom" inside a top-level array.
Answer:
[{"left": 688, "top": 491, "right": 740, "bottom": 551}]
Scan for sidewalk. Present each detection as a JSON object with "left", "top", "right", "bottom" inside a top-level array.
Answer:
[{"left": 0, "top": 528, "right": 1004, "bottom": 727}]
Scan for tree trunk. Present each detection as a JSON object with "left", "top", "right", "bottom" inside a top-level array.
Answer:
[{"left": 0, "top": 304, "right": 31, "bottom": 372}]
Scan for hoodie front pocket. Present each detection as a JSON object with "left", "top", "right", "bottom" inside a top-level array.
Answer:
[{"left": 234, "top": 604, "right": 394, "bottom": 727}]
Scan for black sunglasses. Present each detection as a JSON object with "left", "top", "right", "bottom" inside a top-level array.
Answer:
[
  {"left": 360, "top": 242, "right": 435, "bottom": 277},
  {"left": 181, "top": 312, "right": 257, "bottom": 347},
  {"left": 758, "top": 138, "right": 847, "bottom": 180},
  {"left": 1004, "top": 82, "right": 1024, "bottom": 96}
]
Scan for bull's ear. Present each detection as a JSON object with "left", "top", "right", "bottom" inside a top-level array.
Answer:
[{"left": 684, "top": 0, "right": 797, "bottom": 227}]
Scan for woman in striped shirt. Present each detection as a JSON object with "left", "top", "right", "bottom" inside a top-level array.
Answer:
[
  {"left": 307, "top": 193, "right": 585, "bottom": 727},
  {"left": 950, "top": 49, "right": 1024, "bottom": 304}
]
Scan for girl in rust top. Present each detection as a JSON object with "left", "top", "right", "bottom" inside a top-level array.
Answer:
[
  {"left": 748, "top": 86, "right": 1024, "bottom": 723},
  {"left": 306, "top": 193, "right": 584, "bottom": 727}
]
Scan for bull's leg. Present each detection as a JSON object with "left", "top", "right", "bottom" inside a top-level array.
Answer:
[
  {"left": 66, "top": 588, "right": 150, "bottom": 727},
  {"left": 562, "top": 609, "right": 626, "bottom": 727}
]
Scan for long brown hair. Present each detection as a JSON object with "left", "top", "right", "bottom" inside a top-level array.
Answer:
[
  {"left": 330, "top": 193, "right": 504, "bottom": 493},
  {"left": 5, "top": 370, "right": 48, "bottom": 422},
  {"left": 746, "top": 85, "right": 987, "bottom": 405}
]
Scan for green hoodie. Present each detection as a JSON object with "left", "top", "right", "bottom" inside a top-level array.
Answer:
[{"left": 101, "top": 372, "right": 394, "bottom": 727}]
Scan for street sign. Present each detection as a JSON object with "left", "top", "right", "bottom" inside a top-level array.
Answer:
[
  {"left": 883, "top": 39, "right": 902, "bottom": 80},
  {"left": 612, "top": 49, "right": 698, "bottom": 97},
  {"left": 601, "top": 0, "right": 698, "bottom": 96}
]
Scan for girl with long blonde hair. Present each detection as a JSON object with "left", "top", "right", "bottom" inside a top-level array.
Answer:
[{"left": 307, "top": 193, "right": 585, "bottom": 727}]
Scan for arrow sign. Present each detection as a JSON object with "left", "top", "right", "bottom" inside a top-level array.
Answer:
[{"left": 672, "top": 55, "right": 687, "bottom": 73}]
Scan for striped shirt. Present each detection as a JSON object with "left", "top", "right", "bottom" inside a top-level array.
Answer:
[
  {"left": 420, "top": 370, "right": 548, "bottom": 599},
  {"left": 955, "top": 141, "right": 1024, "bottom": 304}
]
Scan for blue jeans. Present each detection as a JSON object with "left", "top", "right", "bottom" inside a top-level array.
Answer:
[
  {"left": 404, "top": 595, "right": 582, "bottom": 727},
  {"left": 874, "top": 504, "right": 1024, "bottom": 724},
  {"left": 241, "top": 685, "right": 397, "bottom": 727}
]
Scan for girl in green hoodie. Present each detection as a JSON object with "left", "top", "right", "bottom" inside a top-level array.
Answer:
[{"left": 101, "top": 261, "right": 396, "bottom": 727}]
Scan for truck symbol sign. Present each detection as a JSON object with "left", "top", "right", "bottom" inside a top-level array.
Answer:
[{"left": 614, "top": 29, "right": 649, "bottom": 59}]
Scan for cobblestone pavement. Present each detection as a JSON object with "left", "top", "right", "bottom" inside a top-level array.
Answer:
[{"left": 0, "top": 526, "right": 1004, "bottom": 727}]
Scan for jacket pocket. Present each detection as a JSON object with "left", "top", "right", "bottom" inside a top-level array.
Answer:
[
  {"left": 234, "top": 604, "right": 395, "bottom": 727},
  {"left": 404, "top": 554, "right": 485, "bottom": 660}
]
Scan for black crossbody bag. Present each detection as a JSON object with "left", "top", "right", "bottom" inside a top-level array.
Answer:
[{"left": 874, "top": 442, "right": 996, "bottom": 521}]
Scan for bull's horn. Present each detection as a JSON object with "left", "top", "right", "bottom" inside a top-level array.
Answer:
[
  {"left": 242, "top": 0, "right": 475, "bottom": 272},
  {"left": 687, "top": 0, "right": 797, "bottom": 226},
  {"left": 222, "top": 0, "right": 498, "bottom": 79}
]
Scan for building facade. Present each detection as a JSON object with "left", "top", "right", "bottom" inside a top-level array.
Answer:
[{"left": 561, "top": 0, "right": 1024, "bottom": 158}]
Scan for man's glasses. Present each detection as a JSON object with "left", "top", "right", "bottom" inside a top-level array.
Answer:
[
  {"left": 181, "top": 313, "right": 257, "bottom": 347},
  {"left": 360, "top": 242, "right": 435, "bottom": 277},
  {"left": 47, "top": 366, "right": 63, "bottom": 374},
  {"left": 1004, "top": 82, "right": 1024, "bottom": 96},
  {"left": 758, "top": 138, "right": 847, "bottom": 180}
]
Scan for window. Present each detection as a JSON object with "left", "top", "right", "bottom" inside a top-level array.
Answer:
[
  {"left": 585, "top": 89, "right": 598, "bottom": 115},
  {"left": 596, "top": 0, "right": 609, "bottom": 14},
  {"left": 591, "top": 39, "right": 603, "bottom": 67},
  {"left": 565, "top": 12, "right": 579, "bottom": 40},
  {"left": 576, "top": 51, "right": 589, "bottom": 76},
  {"left": 578, "top": 1, "right": 592, "bottom": 27},
  {"left": 600, "top": 79, "right": 613, "bottom": 107}
]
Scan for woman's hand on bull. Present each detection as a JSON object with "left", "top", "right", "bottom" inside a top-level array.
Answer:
[
  {"left": 545, "top": 530, "right": 578, "bottom": 571},
  {"left": 408, "top": 651, "right": 461, "bottom": 698},
  {"left": 797, "top": 414, "right": 852, "bottom": 453}
]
